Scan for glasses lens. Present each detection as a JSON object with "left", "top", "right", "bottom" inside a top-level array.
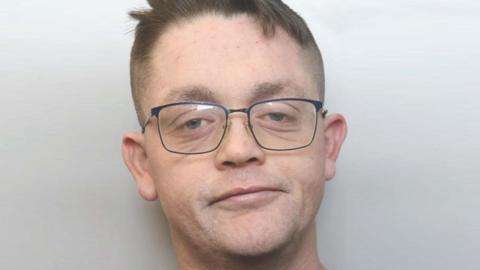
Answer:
[
  {"left": 157, "top": 104, "right": 226, "bottom": 154},
  {"left": 250, "top": 100, "right": 318, "bottom": 150}
]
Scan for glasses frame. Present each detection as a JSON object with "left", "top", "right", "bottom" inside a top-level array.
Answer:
[{"left": 142, "top": 97, "right": 328, "bottom": 155}]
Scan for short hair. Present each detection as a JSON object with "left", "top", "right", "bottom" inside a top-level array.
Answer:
[{"left": 129, "top": 0, "right": 324, "bottom": 125}]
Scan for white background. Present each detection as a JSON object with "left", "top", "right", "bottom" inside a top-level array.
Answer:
[{"left": 1, "top": 0, "right": 479, "bottom": 269}]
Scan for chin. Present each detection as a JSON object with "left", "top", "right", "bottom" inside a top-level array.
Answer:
[
  {"left": 221, "top": 230, "right": 294, "bottom": 259},
  {"left": 208, "top": 206, "right": 301, "bottom": 258}
]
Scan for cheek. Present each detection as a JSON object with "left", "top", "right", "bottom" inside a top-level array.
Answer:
[
  {"left": 297, "top": 158, "right": 325, "bottom": 222},
  {"left": 148, "top": 157, "right": 205, "bottom": 224},
  {"left": 148, "top": 155, "right": 211, "bottom": 229},
  {"left": 302, "top": 145, "right": 327, "bottom": 208},
  {"left": 274, "top": 148, "right": 326, "bottom": 219}
]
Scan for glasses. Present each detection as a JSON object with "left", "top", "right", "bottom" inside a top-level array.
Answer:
[{"left": 142, "top": 97, "right": 327, "bottom": 154}]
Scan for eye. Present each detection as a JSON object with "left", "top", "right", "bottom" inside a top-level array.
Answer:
[
  {"left": 185, "top": 119, "right": 203, "bottom": 129},
  {"left": 267, "top": 113, "right": 287, "bottom": 122}
]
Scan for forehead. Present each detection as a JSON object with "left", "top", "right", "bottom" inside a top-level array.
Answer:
[{"left": 146, "top": 14, "right": 317, "bottom": 108}]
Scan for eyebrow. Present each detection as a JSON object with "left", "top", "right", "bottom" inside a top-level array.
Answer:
[
  {"left": 164, "top": 85, "right": 218, "bottom": 103},
  {"left": 249, "top": 81, "right": 305, "bottom": 103},
  {"left": 163, "top": 80, "right": 306, "bottom": 104}
]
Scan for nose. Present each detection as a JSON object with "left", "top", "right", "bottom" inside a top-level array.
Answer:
[{"left": 214, "top": 116, "right": 266, "bottom": 170}]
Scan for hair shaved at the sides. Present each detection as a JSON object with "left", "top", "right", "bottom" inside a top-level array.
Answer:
[{"left": 129, "top": 0, "right": 324, "bottom": 125}]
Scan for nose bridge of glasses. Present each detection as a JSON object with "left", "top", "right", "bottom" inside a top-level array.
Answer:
[
  {"left": 227, "top": 107, "right": 248, "bottom": 114},
  {"left": 224, "top": 108, "right": 252, "bottom": 135}
]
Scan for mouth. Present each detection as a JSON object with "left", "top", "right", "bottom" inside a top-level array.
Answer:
[{"left": 209, "top": 186, "right": 285, "bottom": 210}]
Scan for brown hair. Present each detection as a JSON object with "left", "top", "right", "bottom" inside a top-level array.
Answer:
[{"left": 129, "top": 0, "right": 324, "bottom": 124}]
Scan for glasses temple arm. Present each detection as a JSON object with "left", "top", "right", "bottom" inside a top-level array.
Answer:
[
  {"left": 141, "top": 116, "right": 151, "bottom": 133},
  {"left": 321, "top": 109, "right": 328, "bottom": 118}
]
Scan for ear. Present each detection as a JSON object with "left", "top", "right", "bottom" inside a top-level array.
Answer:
[
  {"left": 322, "top": 113, "right": 348, "bottom": 181},
  {"left": 121, "top": 132, "right": 158, "bottom": 201}
]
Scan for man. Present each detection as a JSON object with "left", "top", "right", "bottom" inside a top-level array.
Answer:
[{"left": 122, "top": 0, "right": 347, "bottom": 269}]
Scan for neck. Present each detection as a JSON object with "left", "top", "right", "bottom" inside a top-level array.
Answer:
[{"left": 173, "top": 222, "right": 325, "bottom": 270}]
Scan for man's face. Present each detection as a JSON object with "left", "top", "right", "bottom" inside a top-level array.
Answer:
[{"left": 134, "top": 14, "right": 336, "bottom": 256}]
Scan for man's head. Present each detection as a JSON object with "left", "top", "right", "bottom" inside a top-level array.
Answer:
[
  {"left": 129, "top": 0, "right": 324, "bottom": 125},
  {"left": 122, "top": 1, "right": 346, "bottom": 269}
]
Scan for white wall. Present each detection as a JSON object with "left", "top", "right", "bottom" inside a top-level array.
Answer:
[{"left": 1, "top": 0, "right": 479, "bottom": 269}]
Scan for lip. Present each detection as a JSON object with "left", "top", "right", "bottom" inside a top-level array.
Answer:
[{"left": 209, "top": 186, "right": 284, "bottom": 210}]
